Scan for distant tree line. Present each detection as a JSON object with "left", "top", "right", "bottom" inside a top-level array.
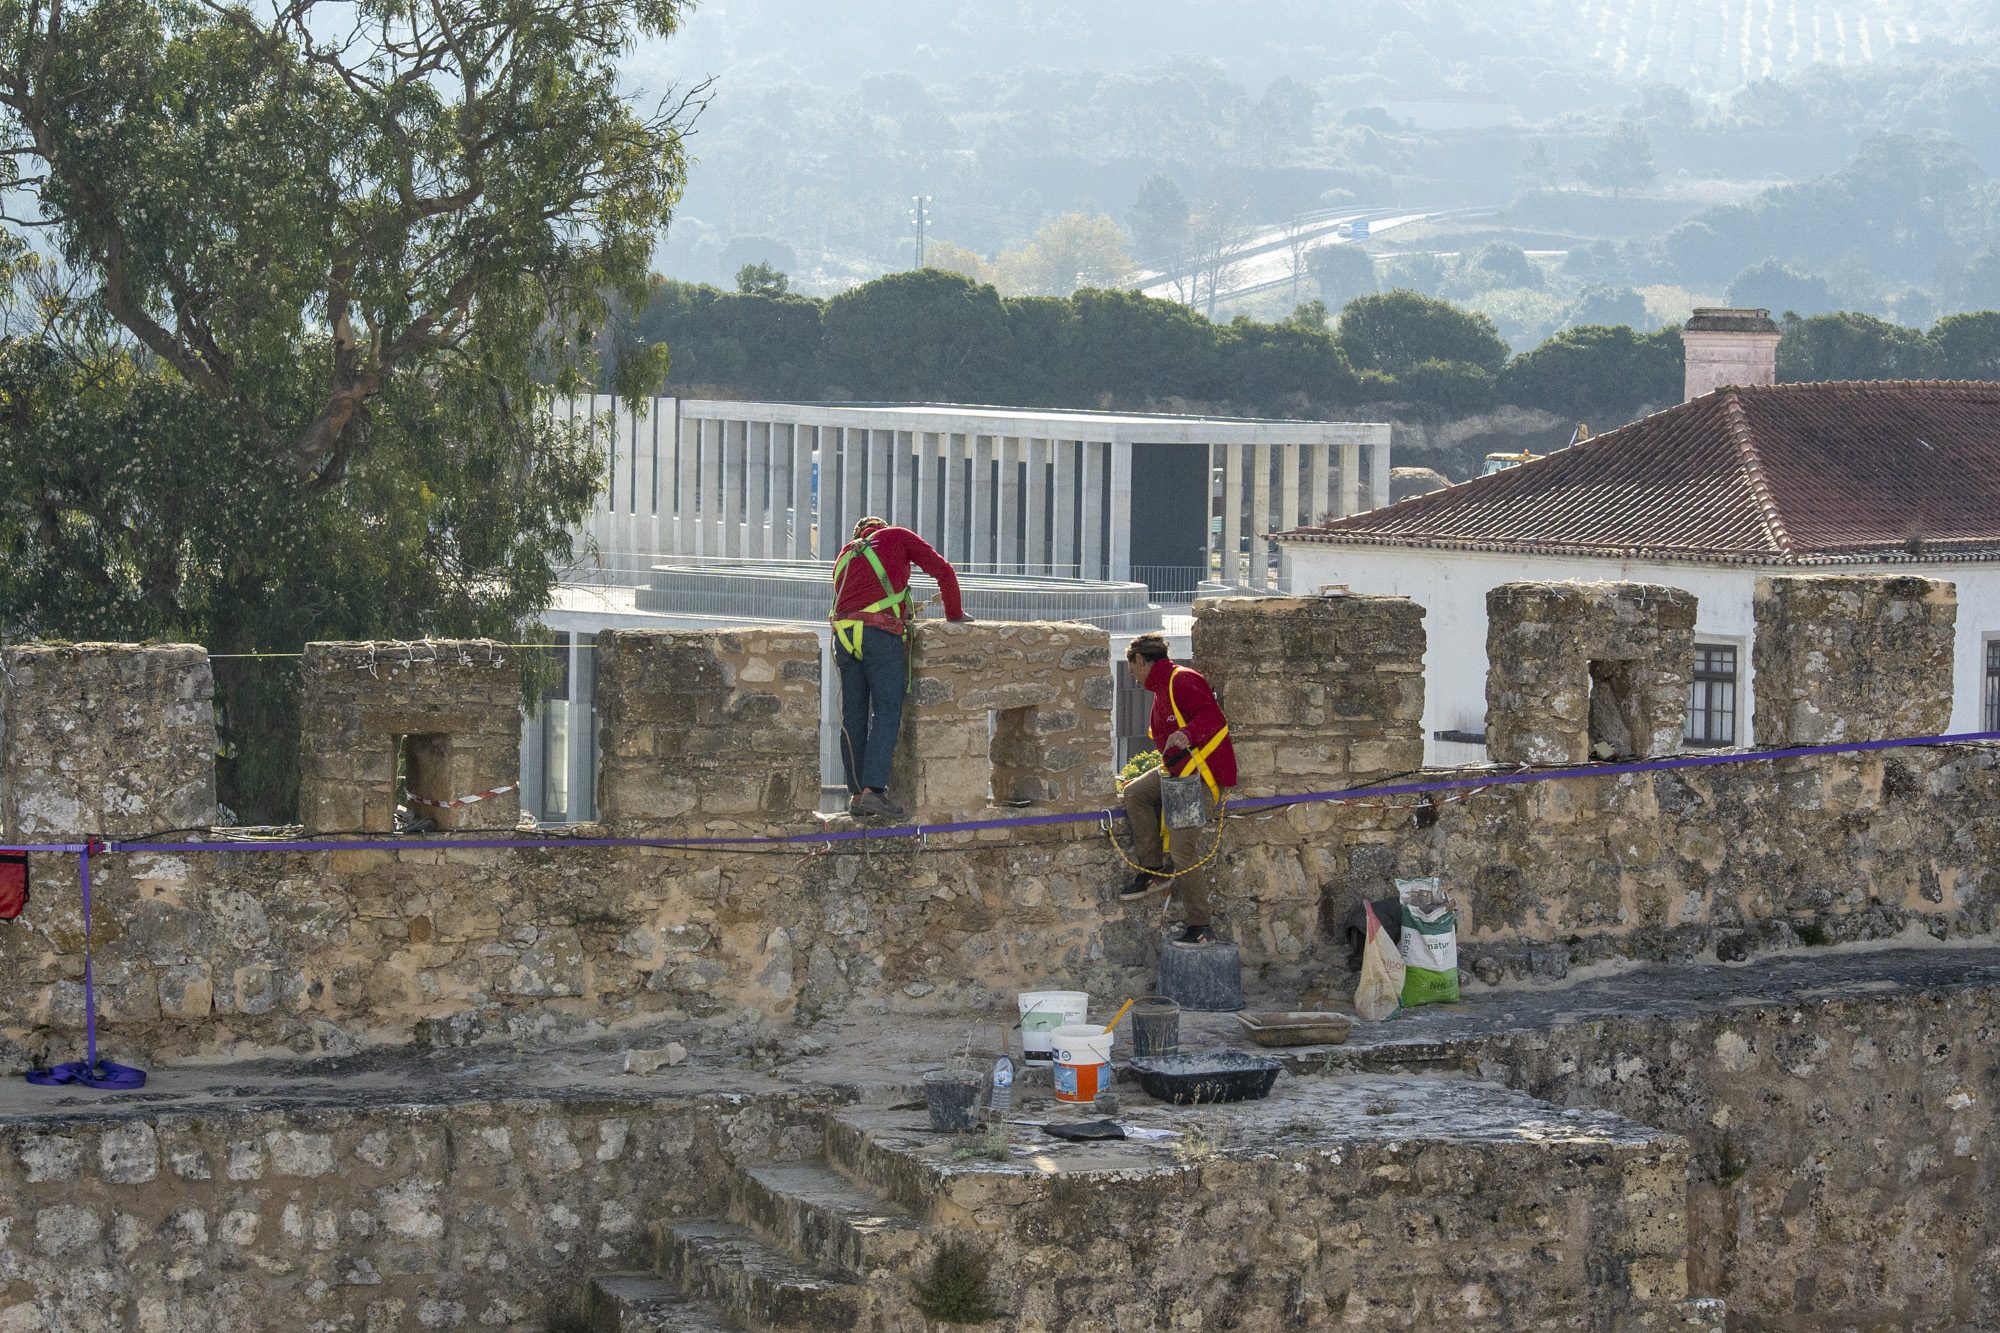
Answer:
[{"left": 614, "top": 268, "right": 2000, "bottom": 436}]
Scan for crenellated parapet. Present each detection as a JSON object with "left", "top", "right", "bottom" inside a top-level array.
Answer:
[
  {"left": 594, "top": 627, "right": 822, "bottom": 826},
  {"left": 891, "top": 620, "right": 1113, "bottom": 819},
  {"left": 298, "top": 640, "right": 522, "bottom": 832},
  {"left": 1485, "top": 582, "right": 1698, "bottom": 766},
  {"left": 0, "top": 643, "right": 216, "bottom": 839},
  {"left": 1190, "top": 594, "right": 1427, "bottom": 796},
  {"left": 1753, "top": 575, "right": 1956, "bottom": 746}
]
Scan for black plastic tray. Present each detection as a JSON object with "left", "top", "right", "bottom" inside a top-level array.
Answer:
[{"left": 1127, "top": 1051, "right": 1284, "bottom": 1104}]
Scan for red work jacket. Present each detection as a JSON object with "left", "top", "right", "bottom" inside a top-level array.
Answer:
[
  {"left": 1143, "top": 657, "right": 1237, "bottom": 790},
  {"left": 832, "top": 526, "right": 965, "bottom": 627}
]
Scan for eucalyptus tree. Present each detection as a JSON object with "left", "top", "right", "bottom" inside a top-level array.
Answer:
[{"left": 0, "top": 0, "right": 703, "bottom": 816}]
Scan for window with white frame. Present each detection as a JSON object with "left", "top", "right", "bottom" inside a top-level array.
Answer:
[
  {"left": 1684, "top": 643, "right": 1738, "bottom": 747},
  {"left": 1985, "top": 638, "right": 2000, "bottom": 732}
]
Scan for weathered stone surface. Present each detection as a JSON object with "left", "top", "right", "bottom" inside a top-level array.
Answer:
[
  {"left": 892, "top": 620, "right": 1111, "bottom": 820},
  {"left": 1485, "top": 581, "right": 1698, "bottom": 765},
  {"left": 297, "top": 641, "right": 521, "bottom": 833},
  {"left": 595, "top": 628, "right": 820, "bottom": 827},
  {"left": 1192, "top": 593, "right": 1426, "bottom": 795},
  {"left": 0, "top": 1091, "right": 830, "bottom": 1333},
  {"left": 1753, "top": 574, "right": 1956, "bottom": 745},
  {"left": 0, "top": 644, "right": 215, "bottom": 839}
]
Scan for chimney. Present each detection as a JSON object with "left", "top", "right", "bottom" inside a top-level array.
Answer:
[{"left": 1681, "top": 307, "right": 1780, "bottom": 401}]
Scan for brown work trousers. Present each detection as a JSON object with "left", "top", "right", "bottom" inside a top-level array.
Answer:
[{"left": 1121, "top": 765, "right": 1221, "bottom": 927}]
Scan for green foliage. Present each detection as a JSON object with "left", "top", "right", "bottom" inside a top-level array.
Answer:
[
  {"left": 820, "top": 269, "right": 1013, "bottom": 401},
  {"left": 913, "top": 1242, "right": 998, "bottom": 1324},
  {"left": 1730, "top": 261, "right": 1836, "bottom": 317},
  {"left": 1500, "top": 325, "right": 1683, "bottom": 421},
  {"left": 736, "top": 263, "right": 791, "bottom": 297},
  {"left": 1337, "top": 291, "right": 1510, "bottom": 377},
  {"left": 0, "top": 0, "right": 682, "bottom": 818},
  {"left": 1306, "top": 244, "right": 1378, "bottom": 307},
  {"left": 1577, "top": 121, "right": 1658, "bottom": 196},
  {"left": 1057, "top": 288, "right": 1223, "bottom": 402},
  {"left": 1119, "top": 750, "right": 1162, "bottom": 785},
  {"left": 1777, "top": 312, "right": 1936, "bottom": 381},
  {"left": 1127, "top": 173, "right": 1192, "bottom": 266},
  {"left": 1931, "top": 312, "right": 2000, "bottom": 379}
]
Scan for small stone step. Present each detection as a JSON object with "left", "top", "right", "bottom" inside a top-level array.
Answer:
[
  {"left": 658, "top": 1219, "right": 865, "bottom": 1333},
  {"left": 821, "top": 1108, "right": 944, "bottom": 1215},
  {"left": 734, "top": 1161, "right": 926, "bottom": 1277},
  {"left": 583, "top": 1272, "right": 743, "bottom": 1333}
]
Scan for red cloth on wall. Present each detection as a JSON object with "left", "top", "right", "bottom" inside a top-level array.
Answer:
[{"left": 0, "top": 850, "right": 27, "bottom": 921}]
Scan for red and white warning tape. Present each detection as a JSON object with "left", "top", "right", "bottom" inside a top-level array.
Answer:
[{"left": 405, "top": 782, "right": 520, "bottom": 810}]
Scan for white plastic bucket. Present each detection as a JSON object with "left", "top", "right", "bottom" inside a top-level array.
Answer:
[
  {"left": 1051, "top": 1023, "right": 1115, "bottom": 1103},
  {"left": 1017, "top": 990, "right": 1090, "bottom": 1064}
]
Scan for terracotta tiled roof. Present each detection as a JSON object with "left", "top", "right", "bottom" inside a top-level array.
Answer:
[{"left": 1281, "top": 381, "right": 2000, "bottom": 564}]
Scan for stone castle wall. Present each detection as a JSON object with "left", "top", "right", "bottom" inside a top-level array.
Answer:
[{"left": 0, "top": 577, "right": 1992, "bottom": 1069}]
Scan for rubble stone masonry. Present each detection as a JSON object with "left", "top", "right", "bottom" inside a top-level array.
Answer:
[
  {"left": 0, "top": 643, "right": 215, "bottom": 840},
  {"left": 1752, "top": 573, "right": 1957, "bottom": 745}
]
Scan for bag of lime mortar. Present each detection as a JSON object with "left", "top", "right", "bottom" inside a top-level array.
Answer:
[{"left": 1395, "top": 877, "right": 1459, "bottom": 1006}]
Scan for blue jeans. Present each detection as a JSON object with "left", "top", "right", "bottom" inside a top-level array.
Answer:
[{"left": 835, "top": 625, "right": 907, "bottom": 793}]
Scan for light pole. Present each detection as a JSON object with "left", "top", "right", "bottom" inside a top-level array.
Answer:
[{"left": 909, "top": 195, "right": 931, "bottom": 268}]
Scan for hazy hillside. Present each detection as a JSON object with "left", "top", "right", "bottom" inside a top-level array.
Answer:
[{"left": 630, "top": 0, "right": 2000, "bottom": 343}]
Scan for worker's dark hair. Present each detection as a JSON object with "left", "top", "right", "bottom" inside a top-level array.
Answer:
[{"left": 1126, "top": 633, "right": 1170, "bottom": 663}]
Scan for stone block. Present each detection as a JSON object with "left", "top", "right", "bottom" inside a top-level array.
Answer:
[
  {"left": 1486, "top": 581, "right": 1698, "bottom": 766},
  {"left": 1, "top": 644, "right": 217, "bottom": 839},
  {"left": 1753, "top": 575, "right": 1955, "bottom": 745},
  {"left": 1192, "top": 593, "right": 1425, "bottom": 798},
  {"left": 596, "top": 628, "right": 819, "bottom": 826},
  {"left": 298, "top": 641, "right": 521, "bottom": 832},
  {"left": 892, "top": 620, "right": 1111, "bottom": 821}
]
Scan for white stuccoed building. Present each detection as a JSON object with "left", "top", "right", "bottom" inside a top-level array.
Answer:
[{"left": 1278, "top": 309, "right": 2000, "bottom": 764}]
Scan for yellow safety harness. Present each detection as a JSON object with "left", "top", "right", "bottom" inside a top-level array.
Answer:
[
  {"left": 1167, "top": 667, "right": 1230, "bottom": 802},
  {"left": 829, "top": 537, "right": 910, "bottom": 658}
]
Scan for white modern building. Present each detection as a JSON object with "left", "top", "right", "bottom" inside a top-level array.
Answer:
[
  {"left": 564, "top": 397, "right": 1391, "bottom": 597},
  {"left": 1279, "top": 312, "right": 2000, "bottom": 765},
  {"left": 524, "top": 397, "right": 1394, "bottom": 821}
]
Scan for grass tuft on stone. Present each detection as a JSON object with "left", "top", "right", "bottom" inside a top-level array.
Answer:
[{"left": 913, "top": 1240, "right": 998, "bottom": 1324}]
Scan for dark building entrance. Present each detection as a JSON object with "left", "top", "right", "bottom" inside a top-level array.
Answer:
[{"left": 1127, "top": 442, "right": 1209, "bottom": 599}]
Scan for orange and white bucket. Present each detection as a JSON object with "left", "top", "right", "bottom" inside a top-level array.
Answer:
[{"left": 1051, "top": 1024, "right": 1115, "bottom": 1103}]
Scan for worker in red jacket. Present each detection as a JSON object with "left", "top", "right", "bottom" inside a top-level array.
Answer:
[
  {"left": 830, "top": 515, "right": 970, "bottom": 818},
  {"left": 1116, "top": 632, "right": 1236, "bottom": 946}
]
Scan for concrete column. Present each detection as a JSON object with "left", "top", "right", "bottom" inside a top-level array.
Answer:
[
  {"left": 1307, "top": 442, "right": 1330, "bottom": 530},
  {"left": 721, "top": 418, "right": 746, "bottom": 558},
  {"left": 997, "top": 436, "right": 1021, "bottom": 570},
  {"left": 1340, "top": 442, "right": 1363, "bottom": 517},
  {"left": 866, "top": 426, "right": 892, "bottom": 519},
  {"left": 792, "top": 425, "right": 816, "bottom": 561},
  {"left": 894, "top": 429, "right": 917, "bottom": 529},
  {"left": 1108, "top": 438, "right": 1133, "bottom": 582},
  {"left": 839, "top": 425, "right": 865, "bottom": 544},
  {"left": 746, "top": 421, "right": 771, "bottom": 559},
  {"left": 1220, "top": 444, "right": 1243, "bottom": 587},
  {"left": 914, "top": 431, "right": 938, "bottom": 544},
  {"left": 1247, "top": 444, "right": 1270, "bottom": 590},
  {"left": 969, "top": 433, "right": 993, "bottom": 569},
  {"left": 697, "top": 418, "right": 723, "bottom": 557},
  {"left": 1368, "top": 438, "right": 1391, "bottom": 512},
  {"left": 677, "top": 409, "right": 699, "bottom": 556},
  {"left": 1052, "top": 439, "right": 1078, "bottom": 576},
  {"left": 1024, "top": 437, "right": 1048, "bottom": 573},
  {"left": 644, "top": 403, "right": 668, "bottom": 563},
  {"left": 1080, "top": 439, "right": 1106, "bottom": 581},
  {"left": 1279, "top": 442, "right": 1301, "bottom": 589},
  {"left": 944, "top": 433, "right": 969, "bottom": 562}
]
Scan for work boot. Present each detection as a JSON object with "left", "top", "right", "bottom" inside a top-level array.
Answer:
[
  {"left": 847, "top": 793, "right": 865, "bottom": 816},
  {"left": 1117, "top": 870, "right": 1168, "bottom": 901},
  {"left": 851, "top": 789, "right": 906, "bottom": 819},
  {"left": 1168, "top": 924, "right": 1220, "bottom": 948}
]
